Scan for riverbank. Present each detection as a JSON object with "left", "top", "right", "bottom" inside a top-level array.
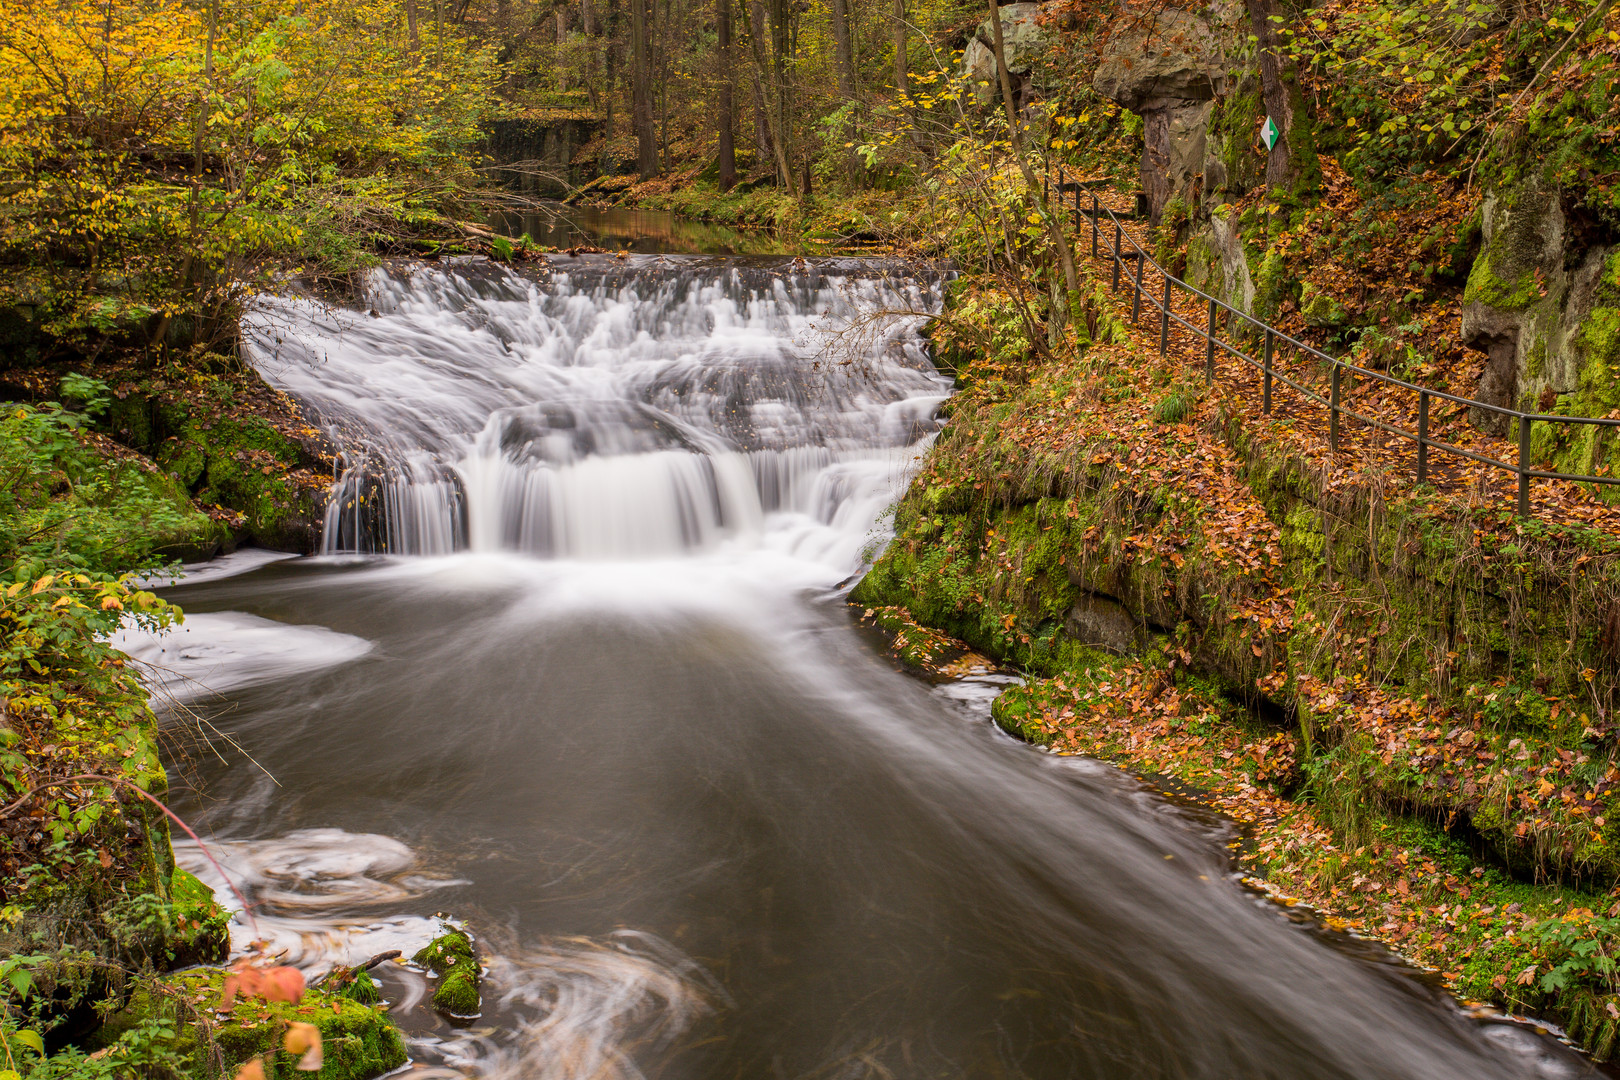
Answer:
[
  {"left": 849, "top": 241, "right": 1620, "bottom": 1056},
  {"left": 0, "top": 388, "right": 412, "bottom": 1076}
]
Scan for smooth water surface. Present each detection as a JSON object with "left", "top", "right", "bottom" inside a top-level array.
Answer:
[
  {"left": 125, "top": 247, "right": 1598, "bottom": 1080},
  {"left": 489, "top": 203, "right": 791, "bottom": 256}
]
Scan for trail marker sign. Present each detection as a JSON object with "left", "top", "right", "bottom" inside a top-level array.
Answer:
[{"left": 1260, "top": 116, "right": 1281, "bottom": 151}]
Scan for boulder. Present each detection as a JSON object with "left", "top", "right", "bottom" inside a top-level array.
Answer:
[
  {"left": 1185, "top": 206, "right": 1254, "bottom": 316},
  {"left": 1460, "top": 174, "right": 1620, "bottom": 475},
  {"left": 1063, "top": 593, "right": 1143, "bottom": 655},
  {"left": 962, "top": 3, "right": 1045, "bottom": 105},
  {"left": 1091, "top": 7, "right": 1230, "bottom": 221},
  {"left": 1092, "top": 8, "right": 1225, "bottom": 113}
]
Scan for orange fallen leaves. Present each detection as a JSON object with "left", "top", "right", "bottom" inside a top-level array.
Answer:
[
  {"left": 220, "top": 962, "right": 305, "bottom": 1010},
  {"left": 284, "top": 1021, "right": 323, "bottom": 1071}
]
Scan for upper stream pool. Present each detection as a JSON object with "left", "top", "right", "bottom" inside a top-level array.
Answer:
[{"left": 120, "top": 217, "right": 1601, "bottom": 1080}]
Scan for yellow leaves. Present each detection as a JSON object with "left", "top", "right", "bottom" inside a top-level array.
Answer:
[
  {"left": 233, "top": 1058, "right": 266, "bottom": 1080},
  {"left": 29, "top": 574, "right": 53, "bottom": 594}
]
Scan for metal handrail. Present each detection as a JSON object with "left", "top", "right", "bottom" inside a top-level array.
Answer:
[{"left": 1069, "top": 188, "right": 1620, "bottom": 517}]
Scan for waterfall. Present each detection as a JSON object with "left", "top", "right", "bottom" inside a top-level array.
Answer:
[{"left": 242, "top": 256, "right": 949, "bottom": 565}]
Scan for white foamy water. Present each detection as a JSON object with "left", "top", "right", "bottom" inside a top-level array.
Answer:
[
  {"left": 243, "top": 257, "right": 948, "bottom": 564},
  {"left": 176, "top": 830, "right": 461, "bottom": 973},
  {"left": 110, "top": 612, "right": 371, "bottom": 704}
]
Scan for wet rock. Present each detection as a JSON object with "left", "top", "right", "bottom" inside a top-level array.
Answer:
[
  {"left": 432, "top": 967, "right": 481, "bottom": 1017},
  {"left": 412, "top": 928, "right": 475, "bottom": 974},
  {"left": 414, "top": 927, "right": 482, "bottom": 1018}
]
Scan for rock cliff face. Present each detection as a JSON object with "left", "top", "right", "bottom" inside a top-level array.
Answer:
[
  {"left": 962, "top": 3, "right": 1048, "bottom": 106},
  {"left": 1460, "top": 175, "right": 1620, "bottom": 455},
  {"left": 1091, "top": 6, "right": 1231, "bottom": 222}
]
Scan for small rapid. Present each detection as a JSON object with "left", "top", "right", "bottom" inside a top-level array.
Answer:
[
  {"left": 244, "top": 257, "right": 947, "bottom": 563},
  {"left": 126, "top": 243, "right": 1601, "bottom": 1080}
]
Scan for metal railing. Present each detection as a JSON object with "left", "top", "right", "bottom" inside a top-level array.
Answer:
[{"left": 1068, "top": 187, "right": 1620, "bottom": 518}]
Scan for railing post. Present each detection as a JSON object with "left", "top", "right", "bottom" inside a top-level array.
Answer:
[
  {"left": 1262, "top": 329, "right": 1273, "bottom": 415},
  {"left": 1111, "top": 221, "right": 1122, "bottom": 291},
  {"left": 1091, "top": 192, "right": 1098, "bottom": 259},
  {"left": 1204, "top": 298, "right": 1217, "bottom": 383},
  {"left": 1329, "top": 364, "right": 1341, "bottom": 451},
  {"left": 1075, "top": 184, "right": 1082, "bottom": 235},
  {"left": 1518, "top": 415, "right": 1533, "bottom": 517},
  {"left": 1417, "top": 391, "right": 1429, "bottom": 483},
  {"left": 1131, "top": 255, "right": 1142, "bottom": 324},
  {"left": 1159, "top": 275, "right": 1171, "bottom": 355}
]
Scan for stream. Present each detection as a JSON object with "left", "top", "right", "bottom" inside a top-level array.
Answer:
[{"left": 120, "top": 208, "right": 1598, "bottom": 1080}]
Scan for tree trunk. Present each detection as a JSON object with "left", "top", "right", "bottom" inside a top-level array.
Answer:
[
  {"left": 602, "top": 0, "right": 620, "bottom": 175},
  {"left": 556, "top": 10, "right": 568, "bottom": 92},
  {"left": 631, "top": 0, "right": 658, "bottom": 176},
  {"left": 717, "top": 0, "right": 736, "bottom": 190},
  {"left": 891, "top": 0, "right": 906, "bottom": 95},
  {"left": 582, "top": 0, "right": 600, "bottom": 110},
  {"left": 988, "top": 0, "right": 1078, "bottom": 302},
  {"left": 827, "top": 0, "right": 860, "bottom": 182},
  {"left": 405, "top": 0, "right": 420, "bottom": 48},
  {"left": 1243, "top": 0, "right": 1318, "bottom": 193},
  {"left": 749, "top": 0, "right": 793, "bottom": 192}
]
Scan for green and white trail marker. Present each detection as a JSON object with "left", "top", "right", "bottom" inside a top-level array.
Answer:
[{"left": 1260, "top": 116, "right": 1281, "bottom": 151}]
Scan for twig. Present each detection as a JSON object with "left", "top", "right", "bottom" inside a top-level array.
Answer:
[{"left": 0, "top": 773, "right": 258, "bottom": 936}]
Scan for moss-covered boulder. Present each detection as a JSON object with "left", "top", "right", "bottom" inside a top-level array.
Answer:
[
  {"left": 147, "top": 867, "right": 233, "bottom": 970},
  {"left": 412, "top": 928, "right": 481, "bottom": 1018},
  {"left": 96, "top": 967, "right": 408, "bottom": 1080},
  {"left": 94, "top": 375, "right": 331, "bottom": 552},
  {"left": 1457, "top": 171, "right": 1620, "bottom": 468}
]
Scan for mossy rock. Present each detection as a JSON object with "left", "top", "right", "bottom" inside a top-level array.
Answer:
[
  {"left": 411, "top": 929, "right": 474, "bottom": 975},
  {"left": 413, "top": 928, "right": 481, "bottom": 1018},
  {"left": 338, "top": 969, "right": 382, "bottom": 1006},
  {"left": 990, "top": 685, "right": 1046, "bottom": 742},
  {"left": 97, "top": 967, "right": 407, "bottom": 1080},
  {"left": 163, "top": 867, "right": 231, "bottom": 969},
  {"left": 431, "top": 967, "right": 480, "bottom": 1018}
]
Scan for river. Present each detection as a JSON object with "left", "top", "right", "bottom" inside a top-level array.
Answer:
[{"left": 119, "top": 207, "right": 1595, "bottom": 1080}]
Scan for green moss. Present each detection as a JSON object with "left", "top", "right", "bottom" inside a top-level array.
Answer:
[
  {"left": 108, "top": 967, "right": 409, "bottom": 1080},
  {"left": 150, "top": 405, "right": 322, "bottom": 550},
  {"left": 412, "top": 928, "right": 474, "bottom": 974},
  {"left": 1298, "top": 280, "right": 1347, "bottom": 327},
  {"left": 1253, "top": 248, "right": 1292, "bottom": 323},
  {"left": 412, "top": 927, "right": 482, "bottom": 1017},
  {"left": 431, "top": 967, "right": 480, "bottom": 1017},
  {"left": 164, "top": 867, "right": 231, "bottom": 968},
  {"left": 339, "top": 969, "right": 382, "bottom": 1006}
]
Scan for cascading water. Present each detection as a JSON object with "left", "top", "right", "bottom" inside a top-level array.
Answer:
[
  {"left": 243, "top": 257, "right": 949, "bottom": 564},
  {"left": 127, "top": 240, "right": 1600, "bottom": 1080}
]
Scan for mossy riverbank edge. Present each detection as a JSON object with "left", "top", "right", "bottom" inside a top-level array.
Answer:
[{"left": 851, "top": 265, "right": 1620, "bottom": 1060}]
